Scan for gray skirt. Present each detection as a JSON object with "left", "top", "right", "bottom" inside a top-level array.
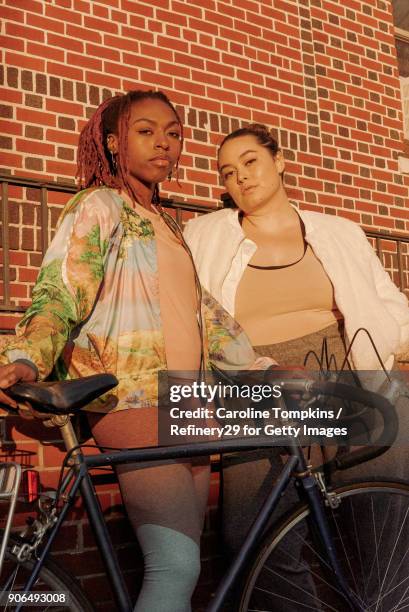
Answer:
[{"left": 254, "top": 321, "right": 349, "bottom": 370}]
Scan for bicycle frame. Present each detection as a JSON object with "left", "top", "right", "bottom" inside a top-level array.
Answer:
[
  {"left": 15, "top": 436, "right": 363, "bottom": 612},
  {"left": 0, "top": 463, "right": 21, "bottom": 576}
]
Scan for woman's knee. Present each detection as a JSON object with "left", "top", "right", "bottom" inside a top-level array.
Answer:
[
  {"left": 138, "top": 524, "right": 201, "bottom": 587},
  {"left": 159, "top": 542, "right": 201, "bottom": 586}
]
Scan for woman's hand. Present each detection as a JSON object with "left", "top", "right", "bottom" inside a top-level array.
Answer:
[
  {"left": 249, "top": 356, "right": 279, "bottom": 370},
  {"left": 0, "top": 363, "right": 37, "bottom": 409}
]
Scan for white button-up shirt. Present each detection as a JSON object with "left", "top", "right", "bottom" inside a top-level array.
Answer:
[{"left": 185, "top": 207, "right": 409, "bottom": 370}]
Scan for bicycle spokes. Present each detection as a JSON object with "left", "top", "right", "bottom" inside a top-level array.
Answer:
[{"left": 240, "top": 484, "right": 409, "bottom": 612}]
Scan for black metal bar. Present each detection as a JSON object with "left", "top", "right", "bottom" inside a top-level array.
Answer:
[
  {"left": 397, "top": 240, "right": 404, "bottom": 292},
  {"left": 84, "top": 437, "right": 290, "bottom": 469},
  {"left": 375, "top": 235, "right": 381, "bottom": 257},
  {"left": 207, "top": 455, "right": 299, "bottom": 612},
  {"left": 17, "top": 468, "right": 85, "bottom": 611},
  {"left": 0, "top": 173, "right": 77, "bottom": 194},
  {"left": 40, "top": 186, "right": 48, "bottom": 257},
  {"left": 364, "top": 232, "right": 409, "bottom": 293},
  {"left": 1, "top": 181, "right": 10, "bottom": 307},
  {"left": 365, "top": 229, "right": 409, "bottom": 244},
  {"left": 79, "top": 467, "right": 132, "bottom": 612},
  {"left": 301, "top": 475, "right": 363, "bottom": 610},
  {"left": 0, "top": 175, "right": 218, "bottom": 214},
  {"left": 0, "top": 304, "right": 25, "bottom": 312},
  {"left": 160, "top": 197, "right": 218, "bottom": 214},
  {"left": 90, "top": 454, "right": 222, "bottom": 486},
  {"left": 17, "top": 464, "right": 132, "bottom": 612}
]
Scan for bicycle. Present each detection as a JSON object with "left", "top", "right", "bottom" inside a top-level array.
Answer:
[{"left": 0, "top": 370, "right": 408, "bottom": 612}]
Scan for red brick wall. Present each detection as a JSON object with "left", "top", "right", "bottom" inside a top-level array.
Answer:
[
  {"left": 1, "top": 0, "right": 408, "bottom": 213},
  {"left": 1, "top": 0, "right": 409, "bottom": 609},
  {"left": 1, "top": 0, "right": 409, "bottom": 331}
]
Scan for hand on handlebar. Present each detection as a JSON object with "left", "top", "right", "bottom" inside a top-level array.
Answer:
[
  {"left": 0, "top": 362, "right": 37, "bottom": 409},
  {"left": 249, "top": 356, "right": 279, "bottom": 370}
]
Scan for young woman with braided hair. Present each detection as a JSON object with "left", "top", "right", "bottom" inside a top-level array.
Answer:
[{"left": 0, "top": 91, "right": 260, "bottom": 611}]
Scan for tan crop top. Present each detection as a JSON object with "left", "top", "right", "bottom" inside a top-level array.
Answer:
[
  {"left": 235, "top": 245, "right": 342, "bottom": 346},
  {"left": 132, "top": 201, "right": 202, "bottom": 372}
]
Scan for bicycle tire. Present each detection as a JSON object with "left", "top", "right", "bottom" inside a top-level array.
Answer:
[
  {"left": 0, "top": 532, "right": 94, "bottom": 612},
  {"left": 238, "top": 481, "right": 409, "bottom": 612}
]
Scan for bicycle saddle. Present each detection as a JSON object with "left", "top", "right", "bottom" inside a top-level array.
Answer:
[{"left": 5, "top": 374, "right": 118, "bottom": 415}]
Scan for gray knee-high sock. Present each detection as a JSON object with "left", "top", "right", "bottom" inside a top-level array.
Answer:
[{"left": 134, "top": 524, "right": 201, "bottom": 612}]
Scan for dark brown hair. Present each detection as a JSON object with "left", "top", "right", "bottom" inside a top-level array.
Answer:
[
  {"left": 76, "top": 90, "right": 183, "bottom": 204},
  {"left": 218, "top": 123, "right": 280, "bottom": 168}
]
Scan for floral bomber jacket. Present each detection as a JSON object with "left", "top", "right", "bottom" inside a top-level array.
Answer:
[{"left": 0, "top": 187, "right": 255, "bottom": 412}]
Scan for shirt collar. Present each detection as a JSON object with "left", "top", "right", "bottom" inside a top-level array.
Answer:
[{"left": 225, "top": 203, "right": 316, "bottom": 238}]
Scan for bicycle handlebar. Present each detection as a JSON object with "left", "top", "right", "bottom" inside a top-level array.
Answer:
[
  {"left": 313, "top": 380, "right": 398, "bottom": 470},
  {"left": 272, "top": 377, "right": 399, "bottom": 472},
  {"left": 213, "top": 365, "right": 400, "bottom": 471}
]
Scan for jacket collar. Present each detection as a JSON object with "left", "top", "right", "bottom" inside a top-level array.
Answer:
[{"left": 225, "top": 203, "right": 316, "bottom": 238}]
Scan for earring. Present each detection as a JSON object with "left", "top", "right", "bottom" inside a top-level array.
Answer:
[
  {"left": 111, "top": 152, "right": 117, "bottom": 174},
  {"left": 167, "top": 172, "right": 172, "bottom": 181}
]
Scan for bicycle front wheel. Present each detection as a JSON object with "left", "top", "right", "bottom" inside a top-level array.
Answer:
[
  {"left": 0, "top": 533, "right": 94, "bottom": 612},
  {"left": 239, "top": 481, "right": 409, "bottom": 612}
]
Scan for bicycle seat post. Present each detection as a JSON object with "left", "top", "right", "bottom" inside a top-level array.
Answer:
[{"left": 49, "top": 415, "right": 82, "bottom": 464}]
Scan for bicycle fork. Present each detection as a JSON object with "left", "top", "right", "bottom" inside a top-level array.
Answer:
[{"left": 299, "top": 471, "right": 365, "bottom": 612}]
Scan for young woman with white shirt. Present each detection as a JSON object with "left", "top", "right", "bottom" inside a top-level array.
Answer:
[{"left": 184, "top": 123, "right": 409, "bottom": 562}]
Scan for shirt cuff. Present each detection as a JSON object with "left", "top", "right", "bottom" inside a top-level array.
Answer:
[{"left": 10, "top": 358, "right": 39, "bottom": 381}]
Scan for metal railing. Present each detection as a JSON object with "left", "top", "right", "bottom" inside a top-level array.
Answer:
[
  {"left": 365, "top": 229, "right": 409, "bottom": 294},
  {"left": 1, "top": 174, "right": 409, "bottom": 318},
  {"left": 0, "top": 174, "right": 219, "bottom": 316}
]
